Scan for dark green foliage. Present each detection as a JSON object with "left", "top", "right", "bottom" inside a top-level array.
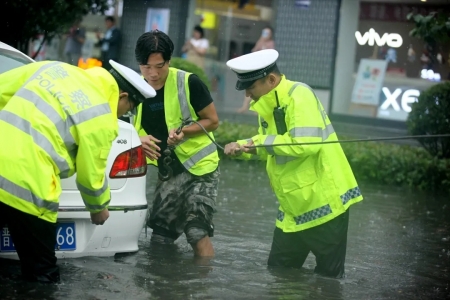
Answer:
[
  {"left": 407, "top": 11, "right": 450, "bottom": 45},
  {"left": 407, "top": 82, "right": 450, "bottom": 159},
  {"left": 0, "top": 0, "right": 112, "bottom": 54}
]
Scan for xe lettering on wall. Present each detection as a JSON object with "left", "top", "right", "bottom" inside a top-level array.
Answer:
[
  {"left": 380, "top": 87, "right": 419, "bottom": 113},
  {"left": 377, "top": 87, "right": 420, "bottom": 121}
]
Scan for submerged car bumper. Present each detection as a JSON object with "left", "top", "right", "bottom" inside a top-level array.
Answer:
[{"left": 0, "top": 205, "right": 147, "bottom": 260}]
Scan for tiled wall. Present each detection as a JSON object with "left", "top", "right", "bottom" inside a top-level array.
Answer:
[{"left": 273, "top": 0, "right": 340, "bottom": 89}]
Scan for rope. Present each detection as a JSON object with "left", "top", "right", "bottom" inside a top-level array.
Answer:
[
  {"left": 157, "top": 118, "right": 449, "bottom": 181},
  {"left": 181, "top": 119, "right": 450, "bottom": 149},
  {"left": 247, "top": 134, "right": 450, "bottom": 147}
]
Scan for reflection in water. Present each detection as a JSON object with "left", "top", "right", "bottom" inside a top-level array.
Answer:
[{"left": 0, "top": 161, "right": 449, "bottom": 299}]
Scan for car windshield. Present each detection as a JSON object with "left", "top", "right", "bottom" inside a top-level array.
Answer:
[{"left": 0, "top": 49, "right": 32, "bottom": 74}]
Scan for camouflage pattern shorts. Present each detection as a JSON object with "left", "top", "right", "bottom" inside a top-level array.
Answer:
[{"left": 147, "top": 168, "right": 220, "bottom": 244}]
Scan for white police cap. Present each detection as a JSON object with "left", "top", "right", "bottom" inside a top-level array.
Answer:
[
  {"left": 109, "top": 60, "right": 156, "bottom": 104},
  {"left": 226, "top": 49, "right": 279, "bottom": 90}
]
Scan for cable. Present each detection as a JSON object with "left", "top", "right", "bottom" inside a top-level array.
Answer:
[
  {"left": 159, "top": 119, "right": 224, "bottom": 181},
  {"left": 180, "top": 118, "right": 450, "bottom": 150},
  {"left": 181, "top": 119, "right": 225, "bottom": 150},
  {"left": 157, "top": 118, "right": 449, "bottom": 181},
  {"left": 246, "top": 134, "right": 450, "bottom": 148}
]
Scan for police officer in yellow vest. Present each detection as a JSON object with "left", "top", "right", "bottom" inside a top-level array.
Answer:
[
  {"left": 0, "top": 59, "right": 155, "bottom": 283},
  {"left": 224, "top": 50, "right": 363, "bottom": 278},
  {"left": 133, "top": 31, "right": 220, "bottom": 257}
]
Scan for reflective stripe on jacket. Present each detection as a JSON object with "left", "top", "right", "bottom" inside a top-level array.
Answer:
[
  {"left": 0, "top": 61, "right": 119, "bottom": 222},
  {"left": 235, "top": 76, "right": 363, "bottom": 232},
  {"left": 132, "top": 67, "right": 219, "bottom": 176}
]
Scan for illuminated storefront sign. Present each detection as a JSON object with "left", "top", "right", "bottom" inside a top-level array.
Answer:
[
  {"left": 421, "top": 69, "right": 441, "bottom": 81},
  {"left": 355, "top": 28, "right": 403, "bottom": 48},
  {"left": 379, "top": 87, "right": 419, "bottom": 113}
]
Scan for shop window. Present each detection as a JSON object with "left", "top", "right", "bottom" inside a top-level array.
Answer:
[{"left": 332, "top": 1, "right": 450, "bottom": 123}]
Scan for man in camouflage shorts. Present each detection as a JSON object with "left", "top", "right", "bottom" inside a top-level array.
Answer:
[
  {"left": 147, "top": 169, "right": 219, "bottom": 246},
  {"left": 134, "top": 31, "right": 221, "bottom": 257}
]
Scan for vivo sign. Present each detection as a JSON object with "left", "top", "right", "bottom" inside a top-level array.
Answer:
[
  {"left": 355, "top": 28, "right": 403, "bottom": 48},
  {"left": 380, "top": 87, "right": 419, "bottom": 113}
]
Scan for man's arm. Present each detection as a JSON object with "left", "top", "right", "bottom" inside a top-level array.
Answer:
[
  {"left": 224, "top": 117, "right": 268, "bottom": 161},
  {"left": 182, "top": 103, "right": 219, "bottom": 137},
  {"left": 75, "top": 122, "right": 118, "bottom": 218},
  {"left": 225, "top": 137, "right": 266, "bottom": 161},
  {"left": 181, "top": 74, "right": 219, "bottom": 138}
]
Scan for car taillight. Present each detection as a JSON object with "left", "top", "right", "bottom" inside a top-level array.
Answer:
[{"left": 109, "top": 146, "right": 147, "bottom": 178}]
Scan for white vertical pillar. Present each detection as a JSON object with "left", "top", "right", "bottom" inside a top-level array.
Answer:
[
  {"left": 331, "top": 0, "right": 360, "bottom": 115},
  {"left": 184, "top": 0, "right": 197, "bottom": 41}
]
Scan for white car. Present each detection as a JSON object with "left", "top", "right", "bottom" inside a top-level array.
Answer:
[{"left": 0, "top": 41, "right": 148, "bottom": 259}]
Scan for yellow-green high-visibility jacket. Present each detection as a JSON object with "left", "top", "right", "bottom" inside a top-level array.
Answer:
[
  {"left": 0, "top": 61, "right": 119, "bottom": 223},
  {"left": 234, "top": 76, "right": 363, "bottom": 232},
  {"left": 132, "top": 67, "right": 219, "bottom": 176}
]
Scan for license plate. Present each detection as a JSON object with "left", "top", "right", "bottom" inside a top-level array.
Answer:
[{"left": 0, "top": 222, "right": 76, "bottom": 252}]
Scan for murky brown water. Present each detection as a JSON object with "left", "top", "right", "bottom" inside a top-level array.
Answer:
[{"left": 1, "top": 160, "right": 449, "bottom": 300}]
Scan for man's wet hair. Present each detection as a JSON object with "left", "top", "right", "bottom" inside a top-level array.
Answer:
[{"left": 135, "top": 30, "right": 174, "bottom": 65}]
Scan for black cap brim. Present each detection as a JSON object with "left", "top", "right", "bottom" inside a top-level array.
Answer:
[
  {"left": 234, "top": 62, "right": 277, "bottom": 91},
  {"left": 235, "top": 79, "right": 256, "bottom": 91}
]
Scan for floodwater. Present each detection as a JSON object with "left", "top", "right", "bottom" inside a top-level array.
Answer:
[{"left": 1, "top": 160, "right": 449, "bottom": 300}]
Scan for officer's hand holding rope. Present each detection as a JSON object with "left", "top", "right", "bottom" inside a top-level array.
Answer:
[{"left": 223, "top": 140, "right": 256, "bottom": 156}]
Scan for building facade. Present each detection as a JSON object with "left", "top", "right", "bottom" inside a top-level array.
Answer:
[{"left": 119, "top": 0, "right": 450, "bottom": 127}]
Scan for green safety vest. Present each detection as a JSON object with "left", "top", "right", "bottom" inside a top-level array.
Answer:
[{"left": 133, "top": 67, "right": 219, "bottom": 176}]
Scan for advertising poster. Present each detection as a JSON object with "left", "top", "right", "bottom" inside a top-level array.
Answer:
[
  {"left": 145, "top": 8, "right": 170, "bottom": 34},
  {"left": 351, "top": 59, "right": 388, "bottom": 106}
]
